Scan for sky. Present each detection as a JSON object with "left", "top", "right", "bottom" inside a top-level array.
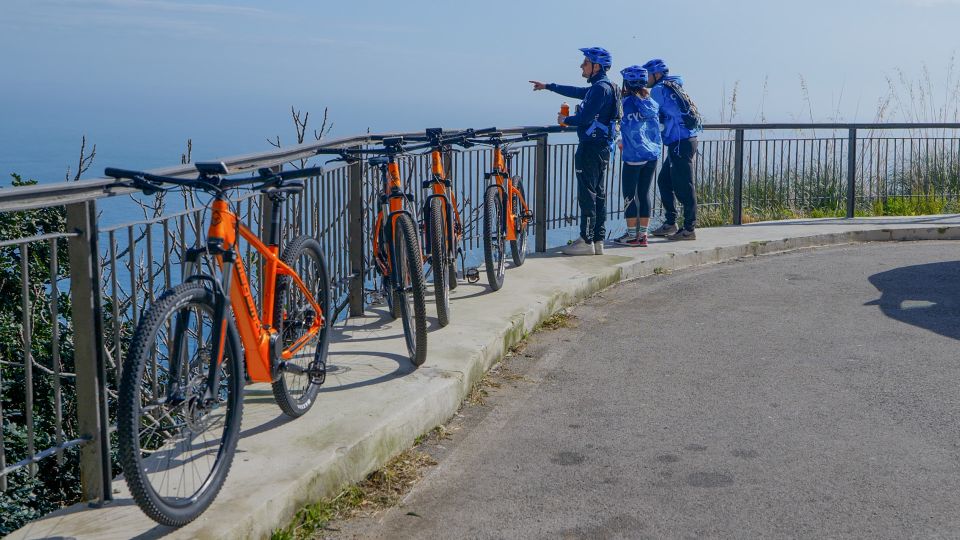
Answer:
[{"left": 1, "top": 0, "right": 959, "bottom": 182}]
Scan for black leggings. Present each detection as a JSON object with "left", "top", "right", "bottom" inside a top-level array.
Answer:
[{"left": 621, "top": 162, "right": 657, "bottom": 219}]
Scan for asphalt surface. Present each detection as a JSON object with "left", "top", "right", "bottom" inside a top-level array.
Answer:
[{"left": 335, "top": 241, "right": 960, "bottom": 539}]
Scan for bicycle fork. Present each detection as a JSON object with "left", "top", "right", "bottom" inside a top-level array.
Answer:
[{"left": 167, "top": 246, "right": 234, "bottom": 409}]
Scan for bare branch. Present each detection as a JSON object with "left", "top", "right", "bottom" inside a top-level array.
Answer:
[
  {"left": 291, "top": 105, "right": 311, "bottom": 145},
  {"left": 314, "top": 107, "right": 333, "bottom": 141},
  {"left": 66, "top": 135, "right": 97, "bottom": 182},
  {"left": 180, "top": 138, "right": 193, "bottom": 164}
]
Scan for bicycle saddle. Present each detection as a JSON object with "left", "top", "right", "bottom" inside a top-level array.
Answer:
[{"left": 368, "top": 156, "right": 390, "bottom": 167}]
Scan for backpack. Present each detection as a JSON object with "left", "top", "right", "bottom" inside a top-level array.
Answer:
[
  {"left": 581, "top": 80, "right": 622, "bottom": 145},
  {"left": 661, "top": 79, "right": 702, "bottom": 131},
  {"left": 599, "top": 80, "right": 623, "bottom": 125}
]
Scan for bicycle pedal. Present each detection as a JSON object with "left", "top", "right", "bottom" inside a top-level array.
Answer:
[
  {"left": 465, "top": 267, "right": 481, "bottom": 283},
  {"left": 307, "top": 361, "right": 327, "bottom": 386}
]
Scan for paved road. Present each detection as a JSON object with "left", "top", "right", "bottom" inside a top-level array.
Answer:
[{"left": 337, "top": 242, "right": 960, "bottom": 539}]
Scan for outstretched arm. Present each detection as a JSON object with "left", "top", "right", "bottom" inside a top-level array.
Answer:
[{"left": 529, "top": 80, "right": 588, "bottom": 100}]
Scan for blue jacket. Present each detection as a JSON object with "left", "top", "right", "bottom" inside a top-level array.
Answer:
[
  {"left": 547, "top": 72, "right": 618, "bottom": 144},
  {"left": 620, "top": 95, "right": 662, "bottom": 163},
  {"left": 650, "top": 75, "right": 702, "bottom": 146}
]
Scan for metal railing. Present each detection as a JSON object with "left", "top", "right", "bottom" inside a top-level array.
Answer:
[{"left": 1, "top": 122, "right": 958, "bottom": 532}]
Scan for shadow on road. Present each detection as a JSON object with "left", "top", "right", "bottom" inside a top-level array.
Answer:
[{"left": 866, "top": 260, "right": 960, "bottom": 340}]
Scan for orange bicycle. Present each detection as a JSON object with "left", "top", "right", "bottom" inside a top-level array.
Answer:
[
  {"left": 417, "top": 128, "right": 488, "bottom": 325},
  {"left": 470, "top": 131, "right": 533, "bottom": 290},
  {"left": 318, "top": 137, "right": 430, "bottom": 364},
  {"left": 105, "top": 162, "right": 330, "bottom": 526}
]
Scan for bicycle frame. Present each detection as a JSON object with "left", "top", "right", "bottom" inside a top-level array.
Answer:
[
  {"left": 371, "top": 157, "right": 417, "bottom": 278},
  {"left": 488, "top": 146, "right": 531, "bottom": 241},
  {"left": 178, "top": 196, "right": 326, "bottom": 388},
  {"left": 423, "top": 148, "right": 463, "bottom": 259}
]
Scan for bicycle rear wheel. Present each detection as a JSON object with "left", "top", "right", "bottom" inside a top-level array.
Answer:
[
  {"left": 510, "top": 179, "right": 528, "bottom": 267},
  {"left": 272, "top": 236, "right": 330, "bottom": 418},
  {"left": 393, "top": 213, "right": 428, "bottom": 365},
  {"left": 429, "top": 197, "right": 451, "bottom": 327},
  {"left": 117, "top": 282, "right": 243, "bottom": 526},
  {"left": 483, "top": 186, "right": 506, "bottom": 290}
]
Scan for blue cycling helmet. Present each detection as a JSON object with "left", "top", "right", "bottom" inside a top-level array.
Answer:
[
  {"left": 620, "top": 65, "right": 649, "bottom": 88},
  {"left": 579, "top": 47, "right": 613, "bottom": 69},
  {"left": 642, "top": 58, "right": 669, "bottom": 76}
]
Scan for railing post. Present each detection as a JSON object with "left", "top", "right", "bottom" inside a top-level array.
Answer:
[
  {"left": 66, "top": 200, "right": 112, "bottom": 505},
  {"left": 846, "top": 128, "right": 857, "bottom": 218},
  {"left": 534, "top": 134, "right": 549, "bottom": 253},
  {"left": 348, "top": 147, "right": 365, "bottom": 317},
  {"left": 733, "top": 128, "right": 745, "bottom": 225}
]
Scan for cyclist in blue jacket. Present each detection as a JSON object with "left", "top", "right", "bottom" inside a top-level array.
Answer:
[
  {"left": 530, "top": 47, "right": 619, "bottom": 256},
  {"left": 614, "top": 65, "right": 661, "bottom": 247},
  {"left": 644, "top": 59, "right": 702, "bottom": 241}
]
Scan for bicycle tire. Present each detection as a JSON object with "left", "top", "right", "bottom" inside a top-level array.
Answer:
[
  {"left": 381, "top": 222, "right": 402, "bottom": 320},
  {"left": 393, "top": 213, "right": 428, "bottom": 366},
  {"left": 118, "top": 282, "right": 243, "bottom": 527},
  {"left": 483, "top": 186, "right": 506, "bottom": 291},
  {"left": 510, "top": 179, "right": 528, "bottom": 267},
  {"left": 271, "top": 236, "right": 331, "bottom": 418},
  {"left": 429, "top": 198, "right": 451, "bottom": 327}
]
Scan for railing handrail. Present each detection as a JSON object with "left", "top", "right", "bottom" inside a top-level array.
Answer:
[
  {"left": 0, "top": 125, "right": 550, "bottom": 213},
  {"left": 702, "top": 122, "right": 960, "bottom": 130},
  {"left": 6, "top": 122, "right": 956, "bottom": 213}
]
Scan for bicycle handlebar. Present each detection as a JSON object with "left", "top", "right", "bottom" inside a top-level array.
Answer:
[
  {"left": 314, "top": 139, "right": 435, "bottom": 159},
  {"left": 104, "top": 164, "right": 325, "bottom": 193}
]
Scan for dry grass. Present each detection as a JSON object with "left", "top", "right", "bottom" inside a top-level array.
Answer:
[
  {"left": 271, "top": 450, "right": 438, "bottom": 540},
  {"left": 538, "top": 310, "right": 573, "bottom": 331}
]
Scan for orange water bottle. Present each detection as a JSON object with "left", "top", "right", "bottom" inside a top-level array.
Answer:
[{"left": 559, "top": 102, "right": 569, "bottom": 127}]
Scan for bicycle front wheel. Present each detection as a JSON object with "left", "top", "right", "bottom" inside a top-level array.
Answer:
[
  {"left": 483, "top": 186, "right": 506, "bottom": 290},
  {"left": 118, "top": 282, "right": 243, "bottom": 526},
  {"left": 429, "top": 197, "right": 451, "bottom": 327},
  {"left": 393, "top": 213, "right": 428, "bottom": 366},
  {"left": 272, "top": 236, "right": 331, "bottom": 418}
]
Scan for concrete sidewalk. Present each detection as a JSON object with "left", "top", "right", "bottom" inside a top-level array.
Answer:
[{"left": 11, "top": 215, "right": 960, "bottom": 540}]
